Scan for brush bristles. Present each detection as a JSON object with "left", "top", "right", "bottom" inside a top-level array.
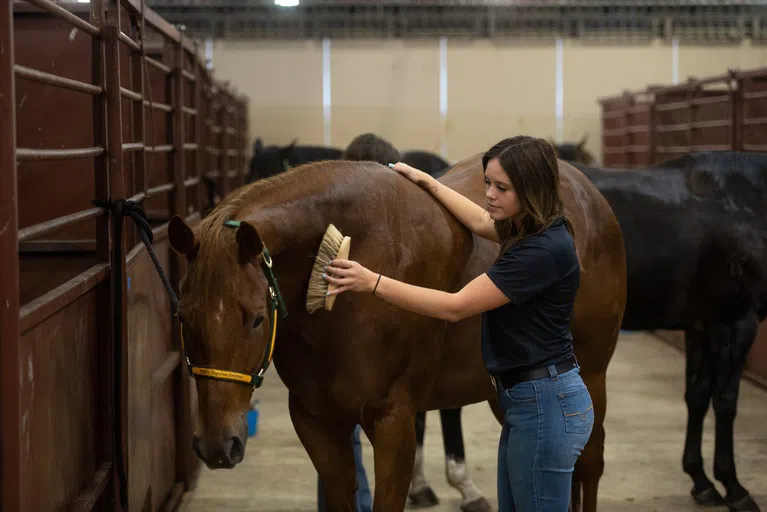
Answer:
[{"left": 306, "top": 224, "right": 345, "bottom": 313}]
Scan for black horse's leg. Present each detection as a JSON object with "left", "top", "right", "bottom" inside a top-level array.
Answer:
[
  {"left": 682, "top": 327, "right": 724, "bottom": 506},
  {"left": 711, "top": 313, "right": 760, "bottom": 512},
  {"left": 440, "top": 408, "right": 491, "bottom": 512},
  {"left": 409, "top": 411, "right": 439, "bottom": 508}
]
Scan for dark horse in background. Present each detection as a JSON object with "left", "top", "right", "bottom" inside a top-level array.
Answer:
[
  {"left": 247, "top": 137, "right": 452, "bottom": 182},
  {"left": 558, "top": 146, "right": 767, "bottom": 512},
  {"left": 551, "top": 134, "right": 597, "bottom": 166},
  {"left": 247, "top": 137, "right": 493, "bottom": 511}
]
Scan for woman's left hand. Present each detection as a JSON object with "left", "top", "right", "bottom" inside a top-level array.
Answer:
[{"left": 323, "top": 259, "right": 378, "bottom": 295}]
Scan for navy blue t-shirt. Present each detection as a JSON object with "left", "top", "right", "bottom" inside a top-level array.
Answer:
[{"left": 481, "top": 217, "right": 580, "bottom": 375}]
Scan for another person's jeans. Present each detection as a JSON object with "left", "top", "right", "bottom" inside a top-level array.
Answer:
[
  {"left": 317, "top": 425, "right": 372, "bottom": 512},
  {"left": 496, "top": 365, "right": 594, "bottom": 511}
]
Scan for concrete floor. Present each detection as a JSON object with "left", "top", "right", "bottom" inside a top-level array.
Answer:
[{"left": 178, "top": 332, "right": 767, "bottom": 511}]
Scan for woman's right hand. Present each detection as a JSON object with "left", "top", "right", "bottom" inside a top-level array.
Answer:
[{"left": 388, "top": 162, "right": 434, "bottom": 189}]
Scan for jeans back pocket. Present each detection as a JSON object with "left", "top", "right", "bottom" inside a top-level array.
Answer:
[{"left": 557, "top": 386, "right": 594, "bottom": 434}]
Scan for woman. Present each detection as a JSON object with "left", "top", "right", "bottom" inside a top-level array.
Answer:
[{"left": 322, "top": 135, "right": 595, "bottom": 511}]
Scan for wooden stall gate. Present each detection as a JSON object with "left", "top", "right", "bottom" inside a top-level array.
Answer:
[
  {"left": 598, "top": 66, "right": 767, "bottom": 389},
  {"left": 0, "top": 0, "right": 249, "bottom": 510}
]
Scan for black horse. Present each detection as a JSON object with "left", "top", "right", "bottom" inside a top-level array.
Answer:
[
  {"left": 400, "top": 150, "right": 452, "bottom": 179},
  {"left": 551, "top": 134, "right": 596, "bottom": 166},
  {"left": 247, "top": 138, "right": 344, "bottom": 182},
  {"left": 567, "top": 151, "right": 766, "bottom": 512}
]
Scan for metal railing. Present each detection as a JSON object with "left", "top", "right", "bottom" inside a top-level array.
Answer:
[
  {"left": 598, "top": 66, "right": 767, "bottom": 168},
  {"left": 0, "top": 0, "right": 249, "bottom": 509}
]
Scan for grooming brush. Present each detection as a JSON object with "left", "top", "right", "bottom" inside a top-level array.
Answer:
[{"left": 306, "top": 223, "right": 351, "bottom": 313}]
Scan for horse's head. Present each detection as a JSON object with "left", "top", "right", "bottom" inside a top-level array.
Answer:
[
  {"left": 168, "top": 214, "right": 286, "bottom": 469},
  {"left": 247, "top": 139, "right": 297, "bottom": 182},
  {"left": 551, "top": 134, "right": 596, "bottom": 165}
]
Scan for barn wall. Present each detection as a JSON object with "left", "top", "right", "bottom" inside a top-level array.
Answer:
[
  {"left": 211, "top": 38, "right": 767, "bottom": 164},
  {"left": 445, "top": 40, "right": 557, "bottom": 161},
  {"left": 563, "top": 39, "right": 673, "bottom": 161},
  {"left": 329, "top": 39, "right": 441, "bottom": 155},
  {"left": 211, "top": 40, "right": 325, "bottom": 149}
]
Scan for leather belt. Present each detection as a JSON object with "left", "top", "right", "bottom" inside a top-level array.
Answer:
[{"left": 494, "top": 357, "right": 577, "bottom": 391}]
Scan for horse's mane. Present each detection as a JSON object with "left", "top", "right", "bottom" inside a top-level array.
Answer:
[{"left": 182, "top": 159, "right": 382, "bottom": 309}]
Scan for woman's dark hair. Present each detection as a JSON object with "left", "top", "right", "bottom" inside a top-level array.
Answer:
[
  {"left": 482, "top": 135, "right": 581, "bottom": 268},
  {"left": 342, "top": 133, "right": 401, "bottom": 165}
]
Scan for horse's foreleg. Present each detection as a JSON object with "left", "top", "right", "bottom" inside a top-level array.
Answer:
[
  {"left": 573, "top": 370, "right": 606, "bottom": 512},
  {"left": 682, "top": 328, "right": 724, "bottom": 507},
  {"left": 288, "top": 394, "right": 357, "bottom": 512},
  {"left": 409, "top": 411, "right": 440, "bottom": 508},
  {"left": 440, "top": 408, "right": 491, "bottom": 512},
  {"left": 367, "top": 399, "right": 418, "bottom": 512},
  {"left": 712, "top": 314, "right": 760, "bottom": 512}
]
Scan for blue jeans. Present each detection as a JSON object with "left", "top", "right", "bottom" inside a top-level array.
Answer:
[
  {"left": 318, "top": 425, "right": 372, "bottom": 512},
  {"left": 496, "top": 365, "right": 594, "bottom": 511}
]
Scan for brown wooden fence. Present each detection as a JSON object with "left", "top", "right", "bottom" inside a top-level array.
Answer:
[
  {"left": 598, "top": 66, "right": 767, "bottom": 389},
  {"left": 599, "top": 66, "right": 767, "bottom": 169},
  {"left": 0, "top": 0, "right": 249, "bottom": 509}
]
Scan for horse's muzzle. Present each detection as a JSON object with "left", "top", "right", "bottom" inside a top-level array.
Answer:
[{"left": 192, "top": 434, "right": 245, "bottom": 469}]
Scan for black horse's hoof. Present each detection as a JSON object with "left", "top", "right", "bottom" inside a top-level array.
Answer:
[
  {"left": 461, "top": 497, "right": 493, "bottom": 512},
  {"left": 408, "top": 487, "right": 439, "bottom": 508},
  {"left": 725, "top": 494, "right": 761, "bottom": 512},
  {"left": 692, "top": 486, "right": 726, "bottom": 507}
]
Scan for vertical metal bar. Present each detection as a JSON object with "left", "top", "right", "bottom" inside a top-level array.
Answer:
[
  {"left": 241, "top": 95, "right": 249, "bottom": 184},
  {"left": 649, "top": 91, "right": 657, "bottom": 165},
  {"left": 438, "top": 36, "right": 447, "bottom": 159},
  {"left": 322, "top": 37, "right": 331, "bottom": 147},
  {"left": 132, "top": 6, "right": 146, "bottom": 203},
  {"left": 731, "top": 71, "right": 742, "bottom": 151},
  {"left": 221, "top": 89, "right": 229, "bottom": 195},
  {"left": 234, "top": 95, "right": 241, "bottom": 187},
  {"left": 103, "top": 1, "right": 128, "bottom": 506},
  {"left": 671, "top": 38, "right": 679, "bottom": 85},
  {"left": 0, "top": 1, "right": 22, "bottom": 509},
  {"left": 171, "top": 32, "right": 191, "bottom": 491},
  {"left": 217, "top": 88, "right": 227, "bottom": 198},
  {"left": 207, "top": 81, "right": 216, "bottom": 206},
  {"left": 172, "top": 35, "right": 186, "bottom": 220},
  {"left": 89, "top": 0, "right": 115, "bottom": 505},
  {"left": 555, "top": 37, "right": 564, "bottom": 144},
  {"left": 193, "top": 42, "right": 204, "bottom": 214}
]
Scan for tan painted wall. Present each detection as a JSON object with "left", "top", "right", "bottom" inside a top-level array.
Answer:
[{"left": 211, "top": 38, "right": 767, "bottom": 164}]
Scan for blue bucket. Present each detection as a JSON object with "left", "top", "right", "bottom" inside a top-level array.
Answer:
[{"left": 247, "top": 408, "right": 259, "bottom": 437}]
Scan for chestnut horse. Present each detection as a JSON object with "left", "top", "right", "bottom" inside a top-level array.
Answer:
[{"left": 167, "top": 153, "right": 626, "bottom": 511}]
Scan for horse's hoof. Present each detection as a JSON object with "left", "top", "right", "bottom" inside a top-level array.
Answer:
[
  {"left": 691, "top": 486, "right": 726, "bottom": 507},
  {"left": 726, "top": 494, "right": 761, "bottom": 512},
  {"left": 461, "top": 497, "right": 493, "bottom": 512},
  {"left": 408, "top": 487, "right": 439, "bottom": 508}
]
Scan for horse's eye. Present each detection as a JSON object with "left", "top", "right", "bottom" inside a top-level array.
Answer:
[{"left": 252, "top": 315, "right": 264, "bottom": 329}]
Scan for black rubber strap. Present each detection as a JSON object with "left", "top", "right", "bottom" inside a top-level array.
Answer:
[{"left": 92, "top": 198, "right": 180, "bottom": 509}]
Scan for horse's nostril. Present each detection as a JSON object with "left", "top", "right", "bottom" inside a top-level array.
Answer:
[
  {"left": 192, "top": 436, "right": 204, "bottom": 461},
  {"left": 228, "top": 436, "right": 244, "bottom": 463}
]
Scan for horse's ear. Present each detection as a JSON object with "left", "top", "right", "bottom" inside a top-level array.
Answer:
[
  {"left": 578, "top": 133, "right": 588, "bottom": 148},
  {"left": 168, "top": 215, "right": 198, "bottom": 262},
  {"left": 279, "top": 139, "right": 297, "bottom": 161},
  {"left": 253, "top": 137, "right": 263, "bottom": 154},
  {"left": 235, "top": 221, "right": 264, "bottom": 265}
]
